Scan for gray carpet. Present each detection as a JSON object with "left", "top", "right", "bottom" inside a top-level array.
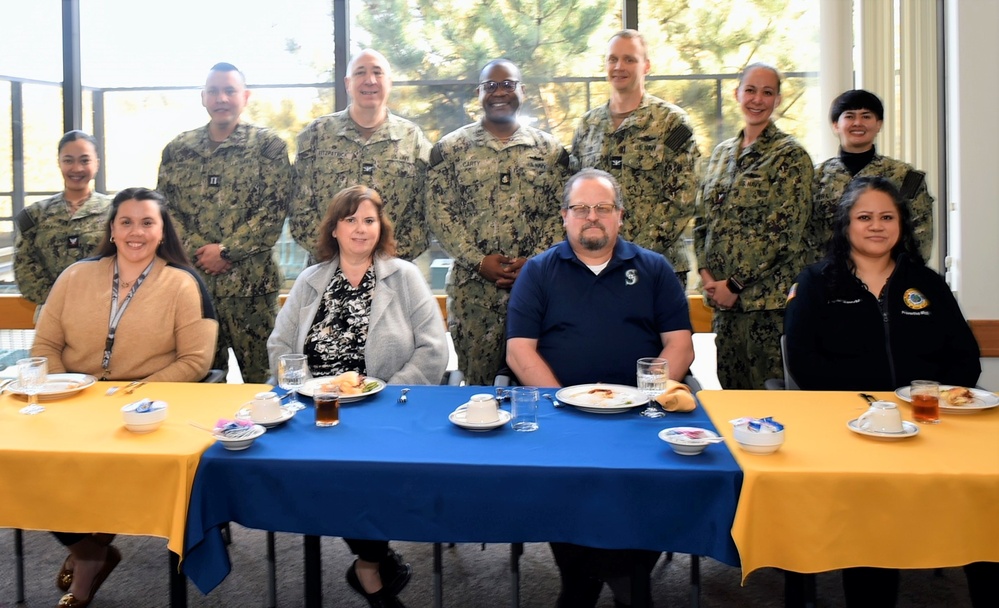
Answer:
[{"left": 0, "top": 526, "right": 977, "bottom": 607}]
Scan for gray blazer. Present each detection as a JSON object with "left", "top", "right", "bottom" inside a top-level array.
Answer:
[{"left": 268, "top": 255, "right": 448, "bottom": 385}]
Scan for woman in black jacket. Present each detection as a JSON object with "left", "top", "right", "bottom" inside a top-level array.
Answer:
[{"left": 784, "top": 176, "right": 993, "bottom": 607}]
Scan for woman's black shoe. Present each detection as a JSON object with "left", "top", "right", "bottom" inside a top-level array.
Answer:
[
  {"left": 379, "top": 549, "right": 413, "bottom": 595},
  {"left": 346, "top": 560, "right": 410, "bottom": 608}
]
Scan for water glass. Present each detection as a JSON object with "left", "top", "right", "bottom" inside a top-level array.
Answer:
[
  {"left": 278, "top": 354, "right": 309, "bottom": 411},
  {"left": 510, "top": 386, "right": 539, "bottom": 432},
  {"left": 17, "top": 357, "right": 48, "bottom": 414},
  {"left": 637, "top": 357, "right": 668, "bottom": 419},
  {"left": 910, "top": 379, "right": 940, "bottom": 424}
]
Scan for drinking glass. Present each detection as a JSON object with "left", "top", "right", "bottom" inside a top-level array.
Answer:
[
  {"left": 510, "top": 386, "right": 539, "bottom": 432},
  {"left": 313, "top": 388, "right": 340, "bottom": 427},
  {"left": 278, "top": 354, "right": 309, "bottom": 411},
  {"left": 910, "top": 379, "right": 940, "bottom": 424},
  {"left": 17, "top": 357, "right": 48, "bottom": 413},
  {"left": 637, "top": 357, "right": 668, "bottom": 419}
]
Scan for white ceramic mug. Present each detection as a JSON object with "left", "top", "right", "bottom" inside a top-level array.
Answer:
[
  {"left": 461, "top": 394, "right": 500, "bottom": 423},
  {"left": 250, "top": 391, "right": 283, "bottom": 422},
  {"left": 857, "top": 401, "right": 904, "bottom": 433}
]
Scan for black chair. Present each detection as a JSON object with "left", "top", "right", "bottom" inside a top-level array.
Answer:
[{"left": 764, "top": 335, "right": 800, "bottom": 390}]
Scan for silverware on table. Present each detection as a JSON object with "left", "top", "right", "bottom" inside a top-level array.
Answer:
[
  {"left": 542, "top": 393, "right": 563, "bottom": 408},
  {"left": 123, "top": 381, "right": 147, "bottom": 395},
  {"left": 106, "top": 380, "right": 142, "bottom": 396},
  {"left": 859, "top": 393, "right": 877, "bottom": 404},
  {"left": 398, "top": 388, "right": 410, "bottom": 404}
]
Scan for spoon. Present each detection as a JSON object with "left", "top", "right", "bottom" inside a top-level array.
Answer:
[
  {"left": 398, "top": 388, "right": 410, "bottom": 404},
  {"left": 542, "top": 393, "right": 563, "bottom": 408},
  {"left": 859, "top": 393, "right": 877, "bottom": 404}
]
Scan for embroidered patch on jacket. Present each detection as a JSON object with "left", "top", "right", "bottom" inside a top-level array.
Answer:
[
  {"left": 903, "top": 288, "right": 929, "bottom": 310},
  {"left": 625, "top": 269, "right": 638, "bottom": 286},
  {"left": 786, "top": 283, "right": 797, "bottom": 303}
]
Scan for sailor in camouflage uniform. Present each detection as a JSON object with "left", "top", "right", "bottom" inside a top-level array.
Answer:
[
  {"left": 14, "top": 131, "right": 111, "bottom": 308},
  {"left": 426, "top": 59, "right": 569, "bottom": 385},
  {"left": 571, "top": 30, "right": 699, "bottom": 288},
  {"left": 809, "top": 89, "right": 934, "bottom": 263},
  {"left": 157, "top": 63, "right": 292, "bottom": 383},
  {"left": 694, "top": 63, "right": 813, "bottom": 389},
  {"left": 292, "top": 49, "right": 432, "bottom": 261}
]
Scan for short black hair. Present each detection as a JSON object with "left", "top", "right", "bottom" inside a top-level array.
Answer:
[
  {"left": 208, "top": 62, "right": 246, "bottom": 84},
  {"left": 830, "top": 89, "right": 884, "bottom": 123},
  {"left": 58, "top": 130, "right": 98, "bottom": 154}
]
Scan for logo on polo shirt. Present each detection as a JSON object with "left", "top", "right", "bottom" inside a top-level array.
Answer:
[
  {"left": 903, "top": 288, "right": 929, "bottom": 310},
  {"left": 625, "top": 269, "right": 638, "bottom": 285}
]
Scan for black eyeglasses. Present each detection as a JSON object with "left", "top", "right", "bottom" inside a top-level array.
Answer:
[{"left": 478, "top": 80, "right": 520, "bottom": 93}]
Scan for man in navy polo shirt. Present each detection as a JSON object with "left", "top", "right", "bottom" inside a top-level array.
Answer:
[{"left": 505, "top": 167, "right": 693, "bottom": 607}]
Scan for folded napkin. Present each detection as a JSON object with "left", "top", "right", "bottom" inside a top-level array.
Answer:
[{"left": 654, "top": 380, "right": 696, "bottom": 412}]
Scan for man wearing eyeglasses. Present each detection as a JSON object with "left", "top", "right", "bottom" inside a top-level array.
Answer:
[
  {"left": 426, "top": 58, "right": 569, "bottom": 385},
  {"left": 506, "top": 168, "right": 693, "bottom": 607},
  {"left": 571, "top": 29, "right": 700, "bottom": 289},
  {"left": 292, "top": 49, "right": 433, "bottom": 260}
]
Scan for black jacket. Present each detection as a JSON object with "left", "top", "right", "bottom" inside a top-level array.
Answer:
[{"left": 784, "top": 255, "right": 981, "bottom": 391}]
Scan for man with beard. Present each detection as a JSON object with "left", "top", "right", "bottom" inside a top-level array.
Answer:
[
  {"left": 505, "top": 168, "right": 693, "bottom": 607},
  {"left": 426, "top": 58, "right": 569, "bottom": 385}
]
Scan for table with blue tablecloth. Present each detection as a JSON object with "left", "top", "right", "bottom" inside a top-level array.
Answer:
[{"left": 182, "top": 385, "right": 743, "bottom": 594}]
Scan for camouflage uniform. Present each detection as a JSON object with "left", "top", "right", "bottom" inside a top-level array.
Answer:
[
  {"left": 694, "top": 121, "right": 813, "bottom": 389},
  {"left": 426, "top": 123, "right": 569, "bottom": 385},
  {"left": 13, "top": 192, "right": 112, "bottom": 305},
  {"left": 808, "top": 151, "right": 934, "bottom": 262},
  {"left": 157, "top": 122, "right": 292, "bottom": 383},
  {"left": 291, "top": 109, "right": 432, "bottom": 260},
  {"left": 571, "top": 94, "right": 700, "bottom": 284}
]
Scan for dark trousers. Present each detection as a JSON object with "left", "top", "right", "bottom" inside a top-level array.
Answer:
[
  {"left": 550, "top": 542, "right": 660, "bottom": 608},
  {"left": 53, "top": 532, "right": 88, "bottom": 547},
  {"left": 344, "top": 537, "right": 389, "bottom": 563}
]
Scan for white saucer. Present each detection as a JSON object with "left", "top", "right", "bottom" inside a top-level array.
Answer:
[
  {"left": 448, "top": 409, "right": 511, "bottom": 431},
  {"left": 236, "top": 406, "right": 295, "bottom": 429},
  {"left": 847, "top": 419, "right": 919, "bottom": 440}
]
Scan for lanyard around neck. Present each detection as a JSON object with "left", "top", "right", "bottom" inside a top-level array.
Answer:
[{"left": 101, "top": 259, "right": 155, "bottom": 380}]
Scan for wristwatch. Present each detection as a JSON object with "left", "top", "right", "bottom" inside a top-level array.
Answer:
[
  {"left": 219, "top": 244, "right": 231, "bottom": 261},
  {"left": 726, "top": 277, "right": 745, "bottom": 294}
]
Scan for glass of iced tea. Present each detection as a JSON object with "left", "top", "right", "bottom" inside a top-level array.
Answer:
[
  {"left": 313, "top": 388, "right": 340, "bottom": 427},
  {"left": 910, "top": 380, "right": 940, "bottom": 424}
]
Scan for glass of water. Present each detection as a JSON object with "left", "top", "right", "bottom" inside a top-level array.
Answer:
[
  {"left": 17, "top": 357, "right": 48, "bottom": 413},
  {"left": 637, "top": 357, "right": 668, "bottom": 419},
  {"left": 278, "top": 354, "right": 309, "bottom": 411}
]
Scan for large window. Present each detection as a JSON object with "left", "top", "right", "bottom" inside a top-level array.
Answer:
[{"left": 0, "top": 0, "right": 821, "bottom": 288}]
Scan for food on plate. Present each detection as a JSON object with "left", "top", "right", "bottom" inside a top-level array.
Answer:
[
  {"left": 565, "top": 385, "right": 635, "bottom": 407},
  {"left": 587, "top": 387, "right": 615, "bottom": 399},
  {"left": 319, "top": 371, "right": 380, "bottom": 396},
  {"left": 940, "top": 386, "right": 976, "bottom": 406}
]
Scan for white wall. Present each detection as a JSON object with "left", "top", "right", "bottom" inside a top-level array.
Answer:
[{"left": 946, "top": 0, "right": 999, "bottom": 388}]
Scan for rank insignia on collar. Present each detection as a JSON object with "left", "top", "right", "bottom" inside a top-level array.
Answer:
[
  {"left": 903, "top": 288, "right": 929, "bottom": 310},
  {"left": 499, "top": 171, "right": 511, "bottom": 186}
]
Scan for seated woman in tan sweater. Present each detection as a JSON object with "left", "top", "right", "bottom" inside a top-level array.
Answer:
[{"left": 31, "top": 187, "right": 218, "bottom": 608}]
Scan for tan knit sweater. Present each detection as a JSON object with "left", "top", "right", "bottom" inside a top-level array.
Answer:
[{"left": 32, "top": 256, "right": 218, "bottom": 382}]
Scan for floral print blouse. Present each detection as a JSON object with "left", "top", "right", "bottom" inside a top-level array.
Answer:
[{"left": 304, "top": 265, "right": 375, "bottom": 377}]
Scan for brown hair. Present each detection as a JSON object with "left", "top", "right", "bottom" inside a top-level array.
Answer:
[{"left": 315, "top": 185, "right": 397, "bottom": 262}]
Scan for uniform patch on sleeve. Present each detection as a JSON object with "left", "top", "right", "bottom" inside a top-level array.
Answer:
[
  {"left": 261, "top": 137, "right": 287, "bottom": 161},
  {"left": 14, "top": 208, "right": 36, "bottom": 234},
  {"left": 786, "top": 283, "right": 797, "bottom": 303},
  {"left": 899, "top": 170, "right": 925, "bottom": 200},
  {"left": 429, "top": 144, "right": 445, "bottom": 168},
  {"left": 665, "top": 124, "right": 694, "bottom": 153},
  {"left": 903, "top": 288, "right": 929, "bottom": 310}
]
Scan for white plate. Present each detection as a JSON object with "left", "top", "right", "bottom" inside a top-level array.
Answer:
[
  {"left": 236, "top": 406, "right": 295, "bottom": 428},
  {"left": 555, "top": 384, "right": 648, "bottom": 414},
  {"left": 4, "top": 373, "right": 97, "bottom": 401},
  {"left": 448, "top": 408, "right": 512, "bottom": 431},
  {"left": 298, "top": 377, "right": 386, "bottom": 403},
  {"left": 894, "top": 385, "right": 999, "bottom": 413},
  {"left": 847, "top": 418, "right": 920, "bottom": 440}
]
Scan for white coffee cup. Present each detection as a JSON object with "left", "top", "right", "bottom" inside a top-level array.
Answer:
[
  {"left": 249, "top": 391, "right": 283, "bottom": 422},
  {"left": 857, "top": 401, "right": 904, "bottom": 433},
  {"left": 461, "top": 394, "right": 500, "bottom": 423}
]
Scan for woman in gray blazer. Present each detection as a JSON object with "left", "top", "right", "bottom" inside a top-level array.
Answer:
[{"left": 267, "top": 185, "right": 447, "bottom": 608}]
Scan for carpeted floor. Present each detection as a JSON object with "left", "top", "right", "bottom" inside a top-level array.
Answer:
[{"left": 0, "top": 525, "right": 977, "bottom": 607}]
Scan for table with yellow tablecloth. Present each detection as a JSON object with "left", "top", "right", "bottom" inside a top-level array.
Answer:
[
  {"left": 699, "top": 390, "right": 999, "bottom": 579},
  {"left": 0, "top": 381, "right": 268, "bottom": 556}
]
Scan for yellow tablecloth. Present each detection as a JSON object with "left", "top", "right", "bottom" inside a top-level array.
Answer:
[
  {"left": 699, "top": 390, "right": 999, "bottom": 579},
  {"left": 0, "top": 382, "right": 268, "bottom": 555}
]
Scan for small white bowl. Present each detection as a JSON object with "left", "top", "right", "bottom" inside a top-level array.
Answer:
[
  {"left": 121, "top": 400, "right": 168, "bottom": 433},
  {"left": 658, "top": 427, "right": 719, "bottom": 456},
  {"left": 213, "top": 424, "right": 265, "bottom": 451},
  {"left": 733, "top": 423, "right": 785, "bottom": 455}
]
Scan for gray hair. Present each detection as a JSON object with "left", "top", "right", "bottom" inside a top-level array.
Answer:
[{"left": 561, "top": 168, "right": 624, "bottom": 210}]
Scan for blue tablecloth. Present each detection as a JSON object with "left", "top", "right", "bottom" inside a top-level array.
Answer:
[{"left": 183, "top": 385, "right": 743, "bottom": 593}]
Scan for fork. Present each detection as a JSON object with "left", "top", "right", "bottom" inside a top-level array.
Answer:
[
  {"left": 542, "top": 393, "right": 563, "bottom": 408},
  {"left": 398, "top": 388, "right": 410, "bottom": 404},
  {"left": 106, "top": 380, "right": 141, "bottom": 396}
]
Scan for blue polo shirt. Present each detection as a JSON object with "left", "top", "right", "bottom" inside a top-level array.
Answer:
[{"left": 507, "top": 238, "right": 691, "bottom": 387}]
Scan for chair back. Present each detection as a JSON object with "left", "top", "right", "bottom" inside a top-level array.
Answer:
[{"left": 781, "top": 335, "right": 800, "bottom": 390}]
